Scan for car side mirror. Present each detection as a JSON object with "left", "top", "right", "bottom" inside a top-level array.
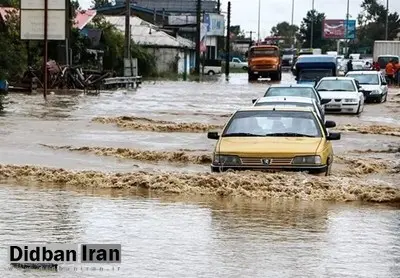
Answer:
[
  {"left": 382, "top": 81, "right": 387, "bottom": 85},
  {"left": 207, "top": 132, "right": 219, "bottom": 140},
  {"left": 320, "top": 99, "right": 330, "bottom": 105},
  {"left": 325, "top": 120, "right": 336, "bottom": 128},
  {"left": 327, "top": 132, "right": 341, "bottom": 140},
  {"left": 252, "top": 98, "right": 257, "bottom": 104}
]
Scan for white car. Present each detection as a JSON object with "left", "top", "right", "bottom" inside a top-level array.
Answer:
[
  {"left": 345, "top": 71, "right": 388, "bottom": 103},
  {"left": 253, "top": 96, "right": 325, "bottom": 122},
  {"left": 315, "top": 77, "right": 365, "bottom": 114}
]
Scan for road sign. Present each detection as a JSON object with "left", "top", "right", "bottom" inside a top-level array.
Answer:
[
  {"left": 21, "top": 0, "right": 65, "bottom": 10},
  {"left": 20, "top": 10, "right": 65, "bottom": 40},
  {"left": 322, "top": 19, "right": 356, "bottom": 39}
]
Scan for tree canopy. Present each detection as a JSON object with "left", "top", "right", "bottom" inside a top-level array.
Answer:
[{"left": 270, "top": 21, "right": 298, "bottom": 48}]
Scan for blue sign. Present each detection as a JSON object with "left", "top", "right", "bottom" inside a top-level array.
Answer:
[
  {"left": 344, "top": 20, "right": 356, "bottom": 39},
  {"left": 203, "top": 13, "right": 225, "bottom": 36}
]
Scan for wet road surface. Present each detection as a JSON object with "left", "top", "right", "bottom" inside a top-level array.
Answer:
[{"left": 0, "top": 73, "right": 400, "bottom": 276}]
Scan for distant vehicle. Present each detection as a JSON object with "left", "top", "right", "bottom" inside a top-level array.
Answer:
[
  {"left": 281, "top": 48, "right": 296, "bottom": 67},
  {"left": 315, "top": 77, "right": 365, "bottom": 114},
  {"left": 345, "top": 71, "right": 388, "bottom": 103},
  {"left": 256, "top": 84, "right": 330, "bottom": 106},
  {"left": 207, "top": 106, "right": 340, "bottom": 176},
  {"left": 247, "top": 44, "right": 282, "bottom": 81},
  {"left": 223, "top": 57, "right": 248, "bottom": 70},
  {"left": 293, "top": 55, "right": 338, "bottom": 85},
  {"left": 373, "top": 40, "right": 400, "bottom": 67},
  {"left": 201, "top": 59, "right": 222, "bottom": 75},
  {"left": 377, "top": 55, "right": 399, "bottom": 72},
  {"left": 252, "top": 96, "right": 325, "bottom": 122}
]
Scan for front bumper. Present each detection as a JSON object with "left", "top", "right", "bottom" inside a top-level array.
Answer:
[
  {"left": 324, "top": 102, "right": 358, "bottom": 113},
  {"left": 365, "top": 93, "right": 383, "bottom": 101},
  {"left": 211, "top": 164, "right": 328, "bottom": 173}
]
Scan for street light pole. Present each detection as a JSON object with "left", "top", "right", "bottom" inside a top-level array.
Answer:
[
  {"left": 257, "top": 0, "right": 261, "bottom": 42},
  {"left": 291, "top": 0, "right": 294, "bottom": 48},
  {"left": 385, "top": 0, "right": 389, "bottom": 40},
  {"left": 310, "top": 0, "right": 315, "bottom": 48},
  {"left": 345, "top": 0, "right": 349, "bottom": 55}
]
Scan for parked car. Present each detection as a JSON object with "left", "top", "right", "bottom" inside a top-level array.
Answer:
[
  {"left": 252, "top": 96, "right": 325, "bottom": 122},
  {"left": 315, "top": 77, "right": 365, "bottom": 114},
  {"left": 345, "top": 71, "right": 388, "bottom": 103},
  {"left": 207, "top": 106, "right": 340, "bottom": 176},
  {"left": 253, "top": 84, "right": 330, "bottom": 106}
]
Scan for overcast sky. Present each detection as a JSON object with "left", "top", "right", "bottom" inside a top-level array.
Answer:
[
  {"left": 78, "top": 0, "right": 400, "bottom": 39},
  {"left": 220, "top": 0, "right": 400, "bottom": 39}
]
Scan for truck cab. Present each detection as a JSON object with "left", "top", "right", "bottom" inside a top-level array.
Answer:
[
  {"left": 247, "top": 45, "right": 282, "bottom": 81},
  {"left": 293, "top": 55, "right": 338, "bottom": 85}
]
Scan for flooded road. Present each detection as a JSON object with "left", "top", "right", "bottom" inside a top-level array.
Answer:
[{"left": 1, "top": 73, "right": 400, "bottom": 276}]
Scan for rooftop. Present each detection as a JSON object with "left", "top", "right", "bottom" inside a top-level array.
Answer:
[{"left": 104, "top": 16, "right": 195, "bottom": 48}]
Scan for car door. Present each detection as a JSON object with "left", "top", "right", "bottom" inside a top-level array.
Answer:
[
  {"left": 379, "top": 73, "right": 388, "bottom": 96},
  {"left": 232, "top": 58, "right": 240, "bottom": 68},
  {"left": 355, "top": 80, "right": 365, "bottom": 107}
]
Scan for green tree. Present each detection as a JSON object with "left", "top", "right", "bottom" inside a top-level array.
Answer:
[
  {"left": 297, "top": 10, "right": 335, "bottom": 52},
  {"left": 356, "top": 0, "right": 400, "bottom": 52},
  {"left": 270, "top": 21, "right": 299, "bottom": 47},
  {"left": 229, "top": 25, "right": 245, "bottom": 39},
  {"left": 0, "top": 9, "right": 27, "bottom": 81}
]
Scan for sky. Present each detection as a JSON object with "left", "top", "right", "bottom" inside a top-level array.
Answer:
[
  {"left": 78, "top": 0, "right": 400, "bottom": 39},
  {"left": 219, "top": 0, "right": 400, "bottom": 40}
]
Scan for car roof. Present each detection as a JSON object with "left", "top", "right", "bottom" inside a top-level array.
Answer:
[
  {"left": 319, "top": 77, "right": 354, "bottom": 81},
  {"left": 378, "top": 55, "right": 399, "bottom": 57},
  {"left": 256, "top": 96, "right": 314, "bottom": 104},
  {"left": 346, "top": 71, "right": 379, "bottom": 75},
  {"left": 269, "top": 83, "right": 315, "bottom": 88},
  {"left": 237, "top": 106, "right": 315, "bottom": 113}
]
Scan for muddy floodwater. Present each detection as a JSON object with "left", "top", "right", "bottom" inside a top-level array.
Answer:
[{"left": 1, "top": 73, "right": 400, "bottom": 277}]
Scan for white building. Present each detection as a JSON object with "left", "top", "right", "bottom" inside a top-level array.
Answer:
[{"left": 105, "top": 16, "right": 196, "bottom": 75}]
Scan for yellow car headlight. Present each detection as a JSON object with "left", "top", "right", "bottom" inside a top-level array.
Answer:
[
  {"left": 292, "top": 155, "right": 322, "bottom": 164},
  {"left": 213, "top": 154, "right": 242, "bottom": 165}
]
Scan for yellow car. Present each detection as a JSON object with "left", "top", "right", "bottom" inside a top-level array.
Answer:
[{"left": 207, "top": 106, "right": 341, "bottom": 176}]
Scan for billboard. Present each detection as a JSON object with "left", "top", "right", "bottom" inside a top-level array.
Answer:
[
  {"left": 322, "top": 19, "right": 356, "bottom": 39},
  {"left": 203, "top": 13, "right": 225, "bottom": 36}
]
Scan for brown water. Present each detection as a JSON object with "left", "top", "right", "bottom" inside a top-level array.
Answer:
[{"left": 1, "top": 73, "right": 400, "bottom": 276}]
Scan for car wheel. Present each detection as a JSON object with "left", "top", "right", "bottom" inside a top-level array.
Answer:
[
  {"left": 242, "top": 66, "right": 248, "bottom": 70},
  {"left": 356, "top": 102, "right": 361, "bottom": 114},
  {"left": 211, "top": 167, "right": 220, "bottom": 173},
  {"left": 207, "top": 70, "right": 215, "bottom": 75}
]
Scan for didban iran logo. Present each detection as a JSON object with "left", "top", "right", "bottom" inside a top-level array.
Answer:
[{"left": 8, "top": 244, "right": 121, "bottom": 264}]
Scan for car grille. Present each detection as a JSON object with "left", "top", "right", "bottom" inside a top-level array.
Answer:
[
  {"left": 334, "top": 99, "right": 341, "bottom": 102},
  {"left": 240, "top": 157, "right": 294, "bottom": 165},
  {"left": 323, "top": 98, "right": 331, "bottom": 102},
  {"left": 254, "top": 65, "right": 275, "bottom": 69}
]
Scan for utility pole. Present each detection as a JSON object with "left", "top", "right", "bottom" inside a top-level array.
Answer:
[
  {"left": 257, "top": 0, "right": 260, "bottom": 42},
  {"left": 225, "top": 1, "right": 231, "bottom": 79},
  {"left": 195, "top": 0, "right": 201, "bottom": 75},
  {"left": 291, "top": 0, "right": 294, "bottom": 48},
  {"left": 43, "top": 0, "right": 48, "bottom": 100},
  {"left": 345, "top": 0, "right": 349, "bottom": 56},
  {"left": 385, "top": 0, "right": 389, "bottom": 40},
  {"left": 310, "top": 0, "right": 315, "bottom": 48},
  {"left": 124, "top": 0, "right": 131, "bottom": 59}
]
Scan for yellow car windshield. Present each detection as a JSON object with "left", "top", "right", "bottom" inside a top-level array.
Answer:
[{"left": 223, "top": 111, "right": 322, "bottom": 138}]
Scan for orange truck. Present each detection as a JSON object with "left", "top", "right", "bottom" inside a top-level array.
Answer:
[{"left": 247, "top": 44, "right": 282, "bottom": 81}]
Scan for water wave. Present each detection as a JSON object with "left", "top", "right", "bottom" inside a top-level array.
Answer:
[
  {"left": 336, "top": 124, "right": 400, "bottom": 137},
  {"left": 40, "top": 144, "right": 212, "bottom": 164},
  {"left": 0, "top": 165, "right": 399, "bottom": 203},
  {"left": 92, "top": 116, "right": 222, "bottom": 132}
]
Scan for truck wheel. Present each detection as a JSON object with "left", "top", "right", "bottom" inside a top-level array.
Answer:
[{"left": 248, "top": 72, "right": 258, "bottom": 81}]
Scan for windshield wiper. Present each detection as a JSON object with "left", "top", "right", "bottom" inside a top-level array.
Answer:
[
  {"left": 316, "top": 89, "right": 329, "bottom": 91},
  {"left": 222, "top": 133, "right": 264, "bottom": 137},
  {"left": 266, "top": 132, "right": 316, "bottom": 137}
]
